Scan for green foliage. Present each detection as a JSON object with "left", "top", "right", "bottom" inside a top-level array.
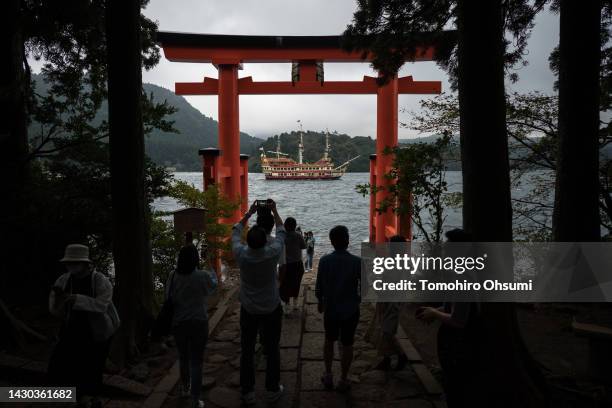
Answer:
[
  {"left": 409, "top": 92, "right": 612, "bottom": 239},
  {"left": 13, "top": 0, "right": 179, "bottom": 289},
  {"left": 16, "top": 144, "right": 173, "bottom": 283},
  {"left": 150, "top": 181, "right": 240, "bottom": 305},
  {"left": 357, "top": 133, "right": 458, "bottom": 242},
  {"left": 343, "top": 0, "right": 457, "bottom": 83},
  {"left": 167, "top": 181, "right": 240, "bottom": 265},
  {"left": 24, "top": 0, "right": 173, "bottom": 161},
  {"left": 343, "top": 0, "right": 547, "bottom": 86},
  {"left": 150, "top": 214, "right": 181, "bottom": 310}
]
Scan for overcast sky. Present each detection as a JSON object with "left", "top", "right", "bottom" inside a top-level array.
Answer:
[{"left": 140, "top": 1, "right": 559, "bottom": 139}]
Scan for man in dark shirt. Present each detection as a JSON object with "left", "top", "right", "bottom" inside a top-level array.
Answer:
[{"left": 315, "top": 225, "right": 361, "bottom": 392}]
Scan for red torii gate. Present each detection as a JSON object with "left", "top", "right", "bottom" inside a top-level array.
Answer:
[{"left": 157, "top": 32, "right": 441, "bottom": 243}]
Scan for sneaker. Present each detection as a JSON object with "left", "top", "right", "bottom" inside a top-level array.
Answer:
[
  {"left": 192, "top": 399, "right": 205, "bottom": 408},
  {"left": 336, "top": 379, "right": 351, "bottom": 393},
  {"left": 321, "top": 372, "right": 334, "bottom": 390},
  {"left": 241, "top": 391, "right": 256, "bottom": 406},
  {"left": 266, "top": 384, "right": 284, "bottom": 403}
]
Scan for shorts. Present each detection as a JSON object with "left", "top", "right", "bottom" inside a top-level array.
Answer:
[{"left": 323, "top": 310, "right": 360, "bottom": 346}]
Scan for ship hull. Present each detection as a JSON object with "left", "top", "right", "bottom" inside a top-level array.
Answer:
[{"left": 264, "top": 174, "right": 342, "bottom": 180}]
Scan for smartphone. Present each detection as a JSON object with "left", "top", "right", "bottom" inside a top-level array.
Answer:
[{"left": 255, "top": 199, "right": 268, "bottom": 208}]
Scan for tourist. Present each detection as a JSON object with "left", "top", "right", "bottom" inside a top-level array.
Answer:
[
  {"left": 315, "top": 225, "right": 361, "bottom": 392},
  {"left": 48, "top": 244, "right": 120, "bottom": 408},
  {"left": 415, "top": 228, "right": 482, "bottom": 408},
  {"left": 372, "top": 235, "right": 409, "bottom": 371},
  {"left": 279, "top": 217, "right": 306, "bottom": 314},
  {"left": 166, "top": 244, "right": 217, "bottom": 408},
  {"left": 257, "top": 213, "right": 275, "bottom": 240},
  {"left": 305, "top": 231, "right": 316, "bottom": 272},
  {"left": 232, "top": 200, "right": 285, "bottom": 405},
  {"left": 257, "top": 213, "right": 282, "bottom": 270}
]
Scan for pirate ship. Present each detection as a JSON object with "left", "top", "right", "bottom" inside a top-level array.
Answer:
[{"left": 260, "top": 124, "right": 359, "bottom": 180}]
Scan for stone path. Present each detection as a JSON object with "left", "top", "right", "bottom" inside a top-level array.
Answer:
[{"left": 156, "top": 268, "right": 446, "bottom": 408}]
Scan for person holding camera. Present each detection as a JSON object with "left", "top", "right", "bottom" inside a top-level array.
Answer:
[
  {"left": 48, "top": 244, "right": 120, "bottom": 407},
  {"left": 231, "top": 199, "right": 286, "bottom": 405}
]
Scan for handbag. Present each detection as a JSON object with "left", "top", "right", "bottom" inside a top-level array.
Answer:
[
  {"left": 87, "top": 272, "right": 121, "bottom": 342},
  {"left": 152, "top": 271, "right": 176, "bottom": 339}
]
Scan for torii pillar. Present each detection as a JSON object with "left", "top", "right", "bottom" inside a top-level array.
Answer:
[
  {"left": 217, "top": 64, "right": 242, "bottom": 223},
  {"left": 375, "top": 75, "right": 399, "bottom": 242}
]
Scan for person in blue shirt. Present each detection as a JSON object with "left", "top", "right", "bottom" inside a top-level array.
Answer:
[
  {"left": 315, "top": 225, "right": 361, "bottom": 392},
  {"left": 232, "top": 200, "right": 286, "bottom": 405}
]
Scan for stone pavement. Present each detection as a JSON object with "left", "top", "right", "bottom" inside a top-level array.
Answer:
[{"left": 157, "top": 267, "right": 446, "bottom": 408}]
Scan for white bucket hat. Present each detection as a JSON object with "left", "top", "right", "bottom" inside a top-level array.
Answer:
[{"left": 60, "top": 244, "right": 92, "bottom": 263}]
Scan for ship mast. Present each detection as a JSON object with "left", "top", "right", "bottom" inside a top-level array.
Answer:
[
  {"left": 297, "top": 120, "right": 304, "bottom": 164},
  {"left": 276, "top": 135, "right": 281, "bottom": 159},
  {"left": 323, "top": 128, "right": 330, "bottom": 160}
]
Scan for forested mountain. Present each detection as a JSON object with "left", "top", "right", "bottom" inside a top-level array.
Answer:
[
  {"left": 30, "top": 75, "right": 262, "bottom": 171},
  {"left": 139, "top": 84, "right": 262, "bottom": 170}
]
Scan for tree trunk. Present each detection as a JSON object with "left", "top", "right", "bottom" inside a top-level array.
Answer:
[
  {"left": 457, "top": 0, "right": 547, "bottom": 406},
  {"left": 552, "top": 0, "right": 601, "bottom": 242},
  {"left": 0, "top": 0, "right": 31, "bottom": 302},
  {"left": 105, "top": 0, "right": 153, "bottom": 365}
]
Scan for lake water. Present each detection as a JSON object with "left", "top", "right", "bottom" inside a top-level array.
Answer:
[{"left": 154, "top": 172, "right": 464, "bottom": 256}]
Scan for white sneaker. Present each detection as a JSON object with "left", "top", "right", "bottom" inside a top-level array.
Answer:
[
  {"left": 241, "top": 391, "right": 256, "bottom": 406},
  {"left": 192, "top": 399, "right": 205, "bottom": 408},
  {"left": 266, "top": 384, "right": 284, "bottom": 403}
]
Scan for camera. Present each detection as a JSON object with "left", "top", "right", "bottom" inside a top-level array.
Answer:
[{"left": 255, "top": 199, "right": 273, "bottom": 217}]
